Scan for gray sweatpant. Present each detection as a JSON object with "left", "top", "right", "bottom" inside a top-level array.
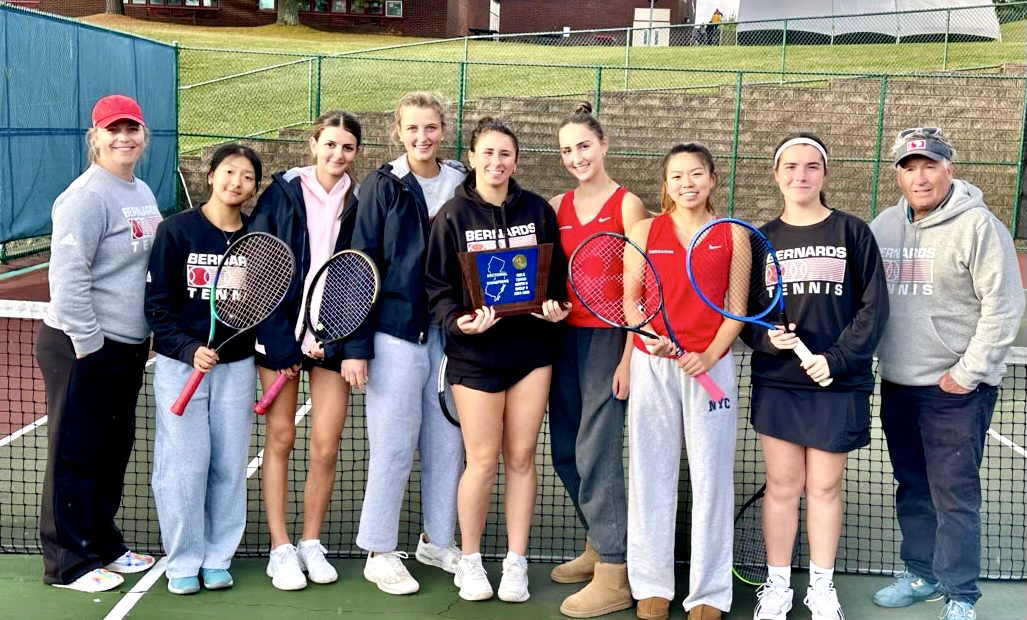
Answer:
[
  {"left": 627, "top": 349, "right": 737, "bottom": 613},
  {"left": 356, "top": 327, "right": 464, "bottom": 552},
  {"left": 152, "top": 354, "right": 255, "bottom": 578}
]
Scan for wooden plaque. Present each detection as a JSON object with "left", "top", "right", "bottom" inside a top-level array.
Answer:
[{"left": 458, "top": 243, "right": 553, "bottom": 317}]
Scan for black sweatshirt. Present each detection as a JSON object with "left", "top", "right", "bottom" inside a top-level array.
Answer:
[
  {"left": 740, "top": 209, "right": 889, "bottom": 392},
  {"left": 426, "top": 177, "right": 568, "bottom": 374},
  {"left": 145, "top": 208, "right": 255, "bottom": 366}
]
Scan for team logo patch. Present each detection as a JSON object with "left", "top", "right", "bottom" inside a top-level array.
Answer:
[
  {"left": 128, "top": 215, "right": 162, "bottom": 240},
  {"left": 187, "top": 266, "right": 215, "bottom": 288},
  {"left": 906, "top": 139, "right": 926, "bottom": 151},
  {"left": 512, "top": 254, "right": 527, "bottom": 270}
]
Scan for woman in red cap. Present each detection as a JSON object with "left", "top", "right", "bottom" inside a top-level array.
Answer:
[{"left": 35, "top": 94, "right": 163, "bottom": 592}]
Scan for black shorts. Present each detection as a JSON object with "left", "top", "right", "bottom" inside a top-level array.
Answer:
[
  {"left": 301, "top": 354, "right": 342, "bottom": 373},
  {"left": 446, "top": 358, "right": 545, "bottom": 394},
  {"left": 750, "top": 384, "right": 870, "bottom": 453}
]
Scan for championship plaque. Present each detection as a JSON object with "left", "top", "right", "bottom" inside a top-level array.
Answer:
[{"left": 458, "top": 243, "right": 553, "bottom": 317}]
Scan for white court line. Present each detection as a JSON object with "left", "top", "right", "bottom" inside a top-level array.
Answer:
[
  {"left": 246, "top": 399, "right": 312, "bottom": 478},
  {"left": 988, "top": 428, "right": 1027, "bottom": 458},
  {"left": 101, "top": 557, "right": 168, "bottom": 620},
  {"left": 0, "top": 357, "right": 157, "bottom": 449}
]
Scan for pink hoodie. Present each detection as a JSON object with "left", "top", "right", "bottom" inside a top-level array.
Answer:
[{"left": 295, "top": 165, "right": 352, "bottom": 354}]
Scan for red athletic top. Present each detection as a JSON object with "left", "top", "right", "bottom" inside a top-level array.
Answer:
[
  {"left": 633, "top": 214, "right": 730, "bottom": 355},
  {"left": 559, "top": 187, "right": 627, "bottom": 328}
]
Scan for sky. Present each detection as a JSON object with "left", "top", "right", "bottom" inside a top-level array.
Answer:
[{"left": 695, "top": 0, "right": 740, "bottom": 23}]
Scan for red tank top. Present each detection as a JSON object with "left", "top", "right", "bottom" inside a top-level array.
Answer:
[
  {"left": 633, "top": 214, "right": 730, "bottom": 355},
  {"left": 559, "top": 187, "right": 628, "bottom": 328}
]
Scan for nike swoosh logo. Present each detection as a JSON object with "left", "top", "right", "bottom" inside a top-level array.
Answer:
[
  {"left": 598, "top": 217, "right": 612, "bottom": 223},
  {"left": 709, "top": 244, "right": 722, "bottom": 250}
]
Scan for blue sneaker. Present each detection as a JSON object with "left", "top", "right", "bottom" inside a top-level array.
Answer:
[
  {"left": 168, "top": 576, "right": 201, "bottom": 595},
  {"left": 940, "top": 600, "right": 976, "bottom": 620},
  {"left": 201, "top": 568, "right": 234, "bottom": 590},
  {"left": 872, "top": 571, "right": 943, "bottom": 608}
]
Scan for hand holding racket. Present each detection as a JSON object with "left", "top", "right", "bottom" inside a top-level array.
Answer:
[
  {"left": 254, "top": 249, "right": 379, "bottom": 414},
  {"left": 686, "top": 218, "right": 832, "bottom": 387},
  {"left": 170, "top": 232, "right": 296, "bottom": 415},
  {"left": 568, "top": 231, "right": 725, "bottom": 402}
]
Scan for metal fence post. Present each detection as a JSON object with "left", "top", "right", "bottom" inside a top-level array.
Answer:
[
  {"left": 308, "top": 57, "right": 314, "bottom": 121},
  {"left": 593, "top": 66, "right": 603, "bottom": 115},
  {"left": 314, "top": 55, "right": 322, "bottom": 120},
  {"left": 869, "top": 75, "right": 888, "bottom": 219},
  {"left": 455, "top": 60, "right": 467, "bottom": 158},
  {"left": 623, "top": 28, "right": 631, "bottom": 91},
  {"left": 1012, "top": 71, "right": 1027, "bottom": 237},
  {"left": 779, "top": 19, "right": 787, "bottom": 83},
  {"left": 728, "top": 71, "right": 743, "bottom": 215},
  {"left": 174, "top": 41, "right": 181, "bottom": 211},
  {"left": 942, "top": 9, "right": 950, "bottom": 71}
]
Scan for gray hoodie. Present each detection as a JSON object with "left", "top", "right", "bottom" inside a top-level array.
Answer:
[
  {"left": 869, "top": 179, "right": 1024, "bottom": 388},
  {"left": 44, "top": 165, "right": 162, "bottom": 356}
]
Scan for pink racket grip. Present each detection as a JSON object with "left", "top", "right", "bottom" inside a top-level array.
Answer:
[
  {"left": 255, "top": 374, "right": 288, "bottom": 415},
  {"left": 793, "top": 339, "right": 833, "bottom": 387},
  {"left": 695, "top": 373, "right": 726, "bottom": 402},
  {"left": 170, "top": 369, "right": 205, "bottom": 416}
]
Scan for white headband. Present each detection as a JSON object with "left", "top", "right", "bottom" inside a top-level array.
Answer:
[{"left": 773, "top": 137, "right": 828, "bottom": 166}]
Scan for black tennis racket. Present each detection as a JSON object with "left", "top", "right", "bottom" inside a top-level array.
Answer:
[
  {"left": 171, "top": 232, "right": 295, "bottom": 415},
  {"left": 686, "top": 218, "right": 832, "bottom": 387},
  {"left": 733, "top": 483, "right": 767, "bottom": 585},
  {"left": 255, "top": 249, "right": 379, "bottom": 414},
  {"left": 437, "top": 355, "right": 459, "bottom": 427},
  {"left": 568, "top": 231, "right": 725, "bottom": 401}
]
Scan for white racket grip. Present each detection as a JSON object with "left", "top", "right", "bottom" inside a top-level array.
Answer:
[{"left": 793, "top": 339, "right": 833, "bottom": 387}]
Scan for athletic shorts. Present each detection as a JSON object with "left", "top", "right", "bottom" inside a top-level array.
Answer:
[
  {"left": 256, "top": 353, "right": 342, "bottom": 373},
  {"left": 750, "top": 383, "right": 870, "bottom": 453},
  {"left": 446, "top": 358, "right": 544, "bottom": 394}
]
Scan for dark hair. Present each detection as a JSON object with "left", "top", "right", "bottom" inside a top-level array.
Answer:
[
  {"left": 773, "top": 131, "right": 828, "bottom": 207},
  {"left": 659, "top": 142, "right": 717, "bottom": 215},
  {"left": 312, "top": 110, "right": 362, "bottom": 147},
  {"left": 559, "top": 101, "right": 605, "bottom": 142},
  {"left": 469, "top": 116, "right": 519, "bottom": 158},
  {"left": 208, "top": 143, "right": 263, "bottom": 186}
]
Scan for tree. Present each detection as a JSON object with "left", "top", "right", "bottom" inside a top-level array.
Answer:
[
  {"left": 105, "top": 0, "right": 124, "bottom": 15},
  {"left": 278, "top": 0, "right": 302, "bottom": 25}
]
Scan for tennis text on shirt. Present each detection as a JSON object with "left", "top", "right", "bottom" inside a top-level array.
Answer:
[{"left": 771, "top": 245, "right": 848, "bottom": 297}]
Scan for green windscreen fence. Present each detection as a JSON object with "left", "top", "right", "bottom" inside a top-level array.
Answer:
[{"left": 0, "top": 5, "right": 178, "bottom": 245}]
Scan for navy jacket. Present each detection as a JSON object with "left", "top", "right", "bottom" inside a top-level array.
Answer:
[{"left": 250, "top": 169, "right": 358, "bottom": 369}]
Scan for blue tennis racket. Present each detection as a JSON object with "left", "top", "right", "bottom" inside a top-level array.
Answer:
[{"left": 686, "top": 218, "right": 832, "bottom": 387}]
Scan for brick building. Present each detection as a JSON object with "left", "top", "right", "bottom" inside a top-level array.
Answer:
[
  {"left": 497, "top": 0, "right": 695, "bottom": 34},
  {"left": 12, "top": 0, "right": 491, "bottom": 38}
]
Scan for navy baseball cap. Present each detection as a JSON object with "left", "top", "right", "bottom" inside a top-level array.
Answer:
[{"left": 894, "top": 127, "right": 953, "bottom": 166}]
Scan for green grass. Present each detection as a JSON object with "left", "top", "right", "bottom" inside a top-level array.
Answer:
[{"left": 80, "top": 15, "right": 1027, "bottom": 152}]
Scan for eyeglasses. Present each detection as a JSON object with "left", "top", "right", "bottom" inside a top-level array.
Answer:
[{"left": 900, "top": 127, "right": 941, "bottom": 138}]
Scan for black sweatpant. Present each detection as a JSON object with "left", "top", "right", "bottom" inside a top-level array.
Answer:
[{"left": 35, "top": 324, "right": 149, "bottom": 585}]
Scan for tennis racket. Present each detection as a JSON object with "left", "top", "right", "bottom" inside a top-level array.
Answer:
[
  {"left": 254, "top": 249, "right": 380, "bottom": 414},
  {"left": 686, "top": 218, "right": 832, "bottom": 387},
  {"left": 170, "top": 232, "right": 296, "bottom": 415},
  {"left": 437, "top": 355, "right": 459, "bottom": 427},
  {"left": 568, "top": 231, "right": 725, "bottom": 402},
  {"left": 732, "top": 483, "right": 767, "bottom": 585}
]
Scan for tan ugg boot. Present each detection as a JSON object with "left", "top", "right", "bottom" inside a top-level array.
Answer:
[
  {"left": 635, "top": 596, "right": 670, "bottom": 620},
  {"left": 550, "top": 538, "right": 599, "bottom": 584},
  {"left": 687, "top": 604, "right": 722, "bottom": 620},
  {"left": 559, "top": 562, "right": 633, "bottom": 618}
]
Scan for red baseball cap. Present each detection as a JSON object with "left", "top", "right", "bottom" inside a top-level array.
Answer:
[{"left": 91, "top": 95, "right": 145, "bottom": 128}]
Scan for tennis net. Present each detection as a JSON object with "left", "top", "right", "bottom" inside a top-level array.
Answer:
[{"left": 1, "top": 300, "right": 1023, "bottom": 578}]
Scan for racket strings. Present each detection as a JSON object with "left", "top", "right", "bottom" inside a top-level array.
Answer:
[
  {"left": 733, "top": 495, "right": 768, "bottom": 583},
  {"left": 214, "top": 235, "right": 295, "bottom": 329},
  {"left": 690, "top": 222, "right": 778, "bottom": 321},
  {"left": 310, "top": 254, "right": 377, "bottom": 340},
  {"left": 570, "top": 234, "right": 659, "bottom": 328}
]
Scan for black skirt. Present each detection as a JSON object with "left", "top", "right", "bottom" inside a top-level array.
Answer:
[{"left": 750, "top": 384, "right": 871, "bottom": 453}]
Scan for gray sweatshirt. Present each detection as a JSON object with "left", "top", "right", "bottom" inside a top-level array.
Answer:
[
  {"left": 44, "top": 165, "right": 163, "bottom": 356},
  {"left": 869, "top": 179, "right": 1024, "bottom": 388}
]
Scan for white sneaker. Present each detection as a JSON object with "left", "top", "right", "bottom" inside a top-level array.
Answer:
[
  {"left": 497, "top": 554, "right": 530, "bottom": 603},
  {"left": 415, "top": 532, "right": 461, "bottom": 574},
  {"left": 804, "top": 582, "right": 845, "bottom": 620},
  {"left": 363, "top": 551, "right": 420, "bottom": 595},
  {"left": 454, "top": 553, "right": 493, "bottom": 601},
  {"left": 266, "top": 544, "right": 307, "bottom": 591},
  {"left": 52, "top": 568, "right": 124, "bottom": 592},
  {"left": 104, "top": 550, "right": 155, "bottom": 574},
  {"left": 754, "top": 576, "right": 794, "bottom": 620},
  {"left": 297, "top": 539, "right": 338, "bottom": 584}
]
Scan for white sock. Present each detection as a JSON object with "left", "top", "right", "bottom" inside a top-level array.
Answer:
[
  {"left": 810, "top": 561, "right": 834, "bottom": 589},
  {"left": 767, "top": 564, "right": 791, "bottom": 586},
  {"left": 505, "top": 551, "right": 526, "bottom": 564}
]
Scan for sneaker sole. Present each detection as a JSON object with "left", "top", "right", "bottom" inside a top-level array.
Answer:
[
  {"left": 415, "top": 549, "right": 457, "bottom": 574},
  {"left": 306, "top": 572, "right": 339, "bottom": 585},
  {"left": 363, "top": 568, "right": 419, "bottom": 595},
  {"left": 459, "top": 587, "right": 494, "bottom": 601},
  {"left": 169, "top": 584, "right": 201, "bottom": 595},
  {"left": 104, "top": 563, "right": 154, "bottom": 574},
  {"left": 202, "top": 579, "right": 233, "bottom": 590},
  {"left": 872, "top": 593, "right": 945, "bottom": 608},
  {"left": 53, "top": 580, "right": 123, "bottom": 593},
  {"left": 754, "top": 602, "right": 792, "bottom": 620},
  {"left": 498, "top": 589, "right": 530, "bottom": 603}
]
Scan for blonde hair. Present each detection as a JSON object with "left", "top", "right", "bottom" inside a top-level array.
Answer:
[
  {"left": 392, "top": 91, "right": 448, "bottom": 144},
  {"left": 85, "top": 125, "right": 149, "bottom": 169}
]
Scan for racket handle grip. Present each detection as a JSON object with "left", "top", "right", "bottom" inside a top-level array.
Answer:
[
  {"left": 695, "top": 372, "right": 726, "bottom": 402},
  {"left": 255, "top": 374, "right": 288, "bottom": 415},
  {"left": 170, "top": 370, "right": 205, "bottom": 416},
  {"left": 793, "top": 340, "right": 834, "bottom": 387}
]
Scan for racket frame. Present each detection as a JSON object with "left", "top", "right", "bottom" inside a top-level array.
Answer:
[
  {"left": 437, "top": 355, "right": 460, "bottom": 427},
  {"left": 732, "top": 482, "right": 768, "bottom": 586},
  {"left": 686, "top": 218, "right": 832, "bottom": 387}
]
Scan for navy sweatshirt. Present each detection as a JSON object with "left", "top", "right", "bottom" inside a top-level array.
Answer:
[{"left": 145, "top": 208, "right": 255, "bottom": 366}]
